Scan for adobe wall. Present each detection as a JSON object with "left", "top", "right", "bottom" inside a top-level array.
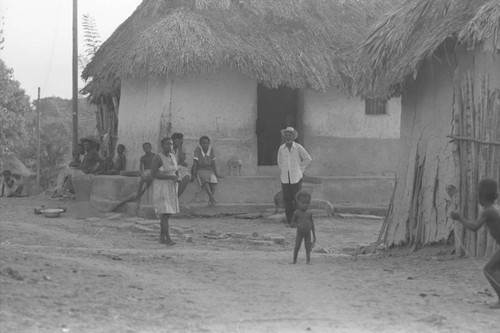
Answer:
[
  {"left": 302, "top": 89, "right": 401, "bottom": 176},
  {"left": 118, "top": 71, "right": 258, "bottom": 175}
]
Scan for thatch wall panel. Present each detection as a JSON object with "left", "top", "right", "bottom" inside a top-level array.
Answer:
[{"left": 386, "top": 44, "right": 500, "bottom": 253}]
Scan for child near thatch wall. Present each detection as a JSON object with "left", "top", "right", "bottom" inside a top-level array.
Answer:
[{"left": 1, "top": 170, "right": 24, "bottom": 197}]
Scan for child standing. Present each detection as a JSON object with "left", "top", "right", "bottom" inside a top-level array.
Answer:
[
  {"left": 450, "top": 178, "right": 500, "bottom": 309},
  {"left": 290, "top": 190, "right": 316, "bottom": 264}
]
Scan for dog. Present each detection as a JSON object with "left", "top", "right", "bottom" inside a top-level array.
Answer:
[
  {"left": 273, "top": 190, "right": 285, "bottom": 214},
  {"left": 227, "top": 156, "right": 243, "bottom": 176},
  {"left": 273, "top": 189, "right": 334, "bottom": 217}
]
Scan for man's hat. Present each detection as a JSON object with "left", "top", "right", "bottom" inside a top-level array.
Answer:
[
  {"left": 80, "top": 135, "right": 99, "bottom": 145},
  {"left": 280, "top": 126, "right": 298, "bottom": 140}
]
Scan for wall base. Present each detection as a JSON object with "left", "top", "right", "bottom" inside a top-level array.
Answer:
[{"left": 75, "top": 175, "right": 395, "bottom": 218}]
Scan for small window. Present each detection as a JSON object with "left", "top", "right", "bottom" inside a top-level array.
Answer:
[{"left": 365, "top": 98, "right": 387, "bottom": 115}]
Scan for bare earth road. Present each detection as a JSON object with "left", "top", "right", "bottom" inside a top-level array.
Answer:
[{"left": 1, "top": 196, "right": 499, "bottom": 333}]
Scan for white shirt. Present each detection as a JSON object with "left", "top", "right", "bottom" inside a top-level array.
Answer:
[{"left": 277, "top": 142, "right": 312, "bottom": 184}]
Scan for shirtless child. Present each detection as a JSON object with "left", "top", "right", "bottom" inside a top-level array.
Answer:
[
  {"left": 290, "top": 190, "right": 316, "bottom": 264},
  {"left": 135, "top": 142, "right": 155, "bottom": 210},
  {"left": 450, "top": 178, "right": 500, "bottom": 309}
]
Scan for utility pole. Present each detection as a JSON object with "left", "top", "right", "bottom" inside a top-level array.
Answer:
[
  {"left": 36, "top": 87, "right": 41, "bottom": 187},
  {"left": 72, "top": 0, "right": 79, "bottom": 149}
]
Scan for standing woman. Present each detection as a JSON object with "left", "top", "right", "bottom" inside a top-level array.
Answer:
[
  {"left": 191, "top": 136, "right": 221, "bottom": 207},
  {"left": 151, "top": 137, "right": 179, "bottom": 246}
]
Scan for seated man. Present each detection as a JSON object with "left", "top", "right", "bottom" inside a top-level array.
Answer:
[
  {"left": 52, "top": 145, "right": 84, "bottom": 197},
  {"left": 102, "top": 144, "right": 127, "bottom": 175},
  {"left": 79, "top": 137, "right": 102, "bottom": 174},
  {"left": 1, "top": 170, "right": 24, "bottom": 197},
  {"left": 54, "top": 136, "right": 101, "bottom": 197}
]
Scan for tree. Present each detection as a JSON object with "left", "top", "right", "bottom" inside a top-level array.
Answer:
[
  {"left": 79, "top": 14, "right": 102, "bottom": 71},
  {"left": 20, "top": 97, "right": 98, "bottom": 189},
  {"left": 0, "top": 59, "right": 32, "bottom": 157},
  {"left": 0, "top": 14, "right": 4, "bottom": 50}
]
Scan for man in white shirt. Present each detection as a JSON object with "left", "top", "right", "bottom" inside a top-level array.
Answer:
[{"left": 277, "top": 127, "right": 312, "bottom": 226}]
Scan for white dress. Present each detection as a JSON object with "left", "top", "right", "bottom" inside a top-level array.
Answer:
[{"left": 153, "top": 153, "right": 179, "bottom": 214}]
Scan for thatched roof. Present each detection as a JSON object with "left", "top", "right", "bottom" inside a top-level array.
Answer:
[
  {"left": 82, "top": 0, "right": 399, "bottom": 102},
  {"left": 0, "top": 154, "right": 33, "bottom": 177},
  {"left": 357, "top": 0, "right": 500, "bottom": 99}
]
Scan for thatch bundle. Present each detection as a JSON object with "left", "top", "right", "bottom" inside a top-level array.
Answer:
[
  {"left": 357, "top": 0, "right": 500, "bottom": 99},
  {"left": 0, "top": 154, "right": 33, "bottom": 177},
  {"left": 82, "top": 0, "right": 400, "bottom": 102}
]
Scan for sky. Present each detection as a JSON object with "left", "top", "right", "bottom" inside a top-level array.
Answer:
[{"left": 0, "top": 0, "right": 142, "bottom": 101}]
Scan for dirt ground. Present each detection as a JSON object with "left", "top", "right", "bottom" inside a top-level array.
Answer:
[{"left": 0, "top": 195, "right": 499, "bottom": 333}]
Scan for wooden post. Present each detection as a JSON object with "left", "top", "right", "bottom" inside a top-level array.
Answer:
[
  {"left": 72, "top": 0, "right": 79, "bottom": 149},
  {"left": 36, "top": 87, "right": 41, "bottom": 187}
]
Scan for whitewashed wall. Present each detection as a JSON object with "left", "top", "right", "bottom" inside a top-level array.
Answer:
[
  {"left": 117, "top": 71, "right": 402, "bottom": 177},
  {"left": 118, "top": 71, "right": 258, "bottom": 175},
  {"left": 302, "top": 89, "right": 401, "bottom": 176}
]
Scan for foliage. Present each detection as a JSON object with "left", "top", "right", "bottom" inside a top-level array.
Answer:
[
  {"left": 0, "top": 44, "right": 98, "bottom": 189},
  {"left": 0, "top": 59, "right": 32, "bottom": 158},
  {"left": 20, "top": 97, "right": 98, "bottom": 189},
  {"left": 79, "top": 13, "right": 102, "bottom": 71},
  {"left": 0, "top": 14, "right": 4, "bottom": 50}
]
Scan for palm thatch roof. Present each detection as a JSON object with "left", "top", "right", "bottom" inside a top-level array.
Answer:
[
  {"left": 0, "top": 154, "right": 33, "bottom": 177},
  {"left": 357, "top": 0, "right": 500, "bottom": 99},
  {"left": 82, "top": 0, "right": 399, "bottom": 102}
]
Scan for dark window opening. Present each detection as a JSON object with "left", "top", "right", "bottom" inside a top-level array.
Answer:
[{"left": 365, "top": 98, "right": 387, "bottom": 115}]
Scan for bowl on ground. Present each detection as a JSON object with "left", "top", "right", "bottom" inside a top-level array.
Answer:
[
  {"left": 34, "top": 206, "right": 45, "bottom": 214},
  {"left": 41, "top": 208, "right": 64, "bottom": 218}
]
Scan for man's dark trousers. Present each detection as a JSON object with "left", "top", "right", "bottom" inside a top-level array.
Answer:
[{"left": 281, "top": 178, "right": 302, "bottom": 225}]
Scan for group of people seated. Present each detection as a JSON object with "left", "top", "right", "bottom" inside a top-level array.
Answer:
[
  {"left": 52, "top": 133, "right": 222, "bottom": 207},
  {"left": 137, "top": 133, "right": 222, "bottom": 207},
  {"left": 52, "top": 136, "right": 128, "bottom": 197}
]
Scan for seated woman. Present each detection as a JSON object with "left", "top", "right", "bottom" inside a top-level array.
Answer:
[
  {"left": 191, "top": 136, "right": 222, "bottom": 207},
  {"left": 1, "top": 170, "right": 24, "bottom": 197}
]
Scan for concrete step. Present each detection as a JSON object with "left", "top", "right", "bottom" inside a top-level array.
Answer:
[
  {"left": 81, "top": 175, "right": 394, "bottom": 217},
  {"left": 333, "top": 204, "right": 387, "bottom": 217},
  {"left": 120, "top": 201, "right": 387, "bottom": 219}
]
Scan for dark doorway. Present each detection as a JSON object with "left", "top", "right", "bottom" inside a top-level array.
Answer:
[{"left": 256, "top": 84, "right": 299, "bottom": 165}]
